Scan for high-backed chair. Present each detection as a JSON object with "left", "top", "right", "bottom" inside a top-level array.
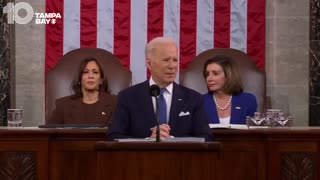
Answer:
[
  {"left": 46, "top": 48, "right": 131, "bottom": 123},
  {"left": 180, "top": 48, "right": 266, "bottom": 112}
]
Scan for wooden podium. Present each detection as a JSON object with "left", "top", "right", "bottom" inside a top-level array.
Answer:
[
  {"left": 2, "top": 128, "right": 320, "bottom": 179},
  {"left": 95, "top": 141, "right": 222, "bottom": 180}
]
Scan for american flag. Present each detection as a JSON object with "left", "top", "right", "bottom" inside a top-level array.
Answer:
[{"left": 46, "top": 0, "right": 265, "bottom": 85}]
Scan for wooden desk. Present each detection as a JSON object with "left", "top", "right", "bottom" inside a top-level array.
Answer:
[
  {"left": 0, "top": 128, "right": 106, "bottom": 180},
  {"left": 95, "top": 142, "right": 222, "bottom": 180},
  {"left": 0, "top": 127, "right": 319, "bottom": 180},
  {"left": 213, "top": 127, "right": 320, "bottom": 180},
  {"left": 0, "top": 128, "right": 50, "bottom": 180}
]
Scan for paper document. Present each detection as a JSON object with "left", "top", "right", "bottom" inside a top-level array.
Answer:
[
  {"left": 115, "top": 137, "right": 205, "bottom": 143},
  {"left": 115, "top": 138, "right": 155, "bottom": 142},
  {"left": 248, "top": 126, "right": 269, "bottom": 129},
  {"left": 209, "top": 124, "right": 248, "bottom": 130},
  {"left": 162, "top": 137, "right": 205, "bottom": 142}
]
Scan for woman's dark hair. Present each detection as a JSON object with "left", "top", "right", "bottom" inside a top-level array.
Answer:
[
  {"left": 202, "top": 55, "right": 243, "bottom": 95},
  {"left": 71, "top": 57, "right": 109, "bottom": 98}
]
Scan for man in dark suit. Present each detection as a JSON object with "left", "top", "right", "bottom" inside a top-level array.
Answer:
[{"left": 107, "top": 37, "right": 212, "bottom": 141}]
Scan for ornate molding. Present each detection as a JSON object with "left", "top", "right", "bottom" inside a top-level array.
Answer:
[
  {"left": 281, "top": 152, "right": 314, "bottom": 180},
  {"left": 0, "top": 152, "right": 36, "bottom": 180}
]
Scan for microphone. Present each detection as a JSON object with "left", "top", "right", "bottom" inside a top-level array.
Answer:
[
  {"left": 149, "top": 84, "right": 160, "bottom": 97},
  {"left": 149, "top": 84, "right": 160, "bottom": 142}
]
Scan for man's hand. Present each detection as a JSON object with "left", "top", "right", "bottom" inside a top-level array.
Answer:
[{"left": 150, "top": 124, "right": 171, "bottom": 138}]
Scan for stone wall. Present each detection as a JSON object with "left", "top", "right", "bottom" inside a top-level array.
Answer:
[
  {"left": 0, "top": 0, "right": 10, "bottom": 126},
  {"left": 266, "top": 0, "right": 309, "bottom": 126},
  {"left": 309, "top": 0, "right": 320, "bottom": 125}
]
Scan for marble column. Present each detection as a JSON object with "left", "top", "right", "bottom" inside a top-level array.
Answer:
[
  {"left": 310, "top": 0, "right": 320, "bottom": 125},
  {"left": 0, "top": 0, "right": 10, "bottom": 126}
]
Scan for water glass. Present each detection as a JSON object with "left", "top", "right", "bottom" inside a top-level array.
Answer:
[{"left": 7, "top": 109, "right": 23, "bottom": 127}]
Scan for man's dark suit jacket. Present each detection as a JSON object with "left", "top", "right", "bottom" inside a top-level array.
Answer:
[
  {"left": 107, "top": 81, "right": 213, "bottom": 141},
  {"left": 48, "top": 92, "right": 117, "bottom": 126}
]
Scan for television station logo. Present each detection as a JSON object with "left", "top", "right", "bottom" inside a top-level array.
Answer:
[{"left": 2, "top": 2, "right": 61, "bottom": 24}]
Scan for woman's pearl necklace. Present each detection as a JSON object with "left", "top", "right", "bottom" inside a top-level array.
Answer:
[{"left": 213, "top": 95, "right": 232, "bottom": 111}]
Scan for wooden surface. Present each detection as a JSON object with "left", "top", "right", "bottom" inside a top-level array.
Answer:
[
  {"left": 0, "top": 127, "right": 320, "bottom": 179},
  {"left": 0, "top": 128, "right": 106, "bottom": 180},
  {"left": 95, "top": 142, "right": 222, "bottom": 180},
  {"left": 213, "top": 127, "right": 320, "bottom": 180}
]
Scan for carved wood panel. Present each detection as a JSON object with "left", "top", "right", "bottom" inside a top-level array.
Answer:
[
  {"left": 0, "top": 152, "right": 36, "bottom": 180},
  {"left": 281, "top": 152, "right": 314, "bottom": 180}
]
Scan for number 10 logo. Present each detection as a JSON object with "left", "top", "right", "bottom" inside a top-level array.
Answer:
[{"left": 3, "top": 2, "right": 34, "bottom": 24}]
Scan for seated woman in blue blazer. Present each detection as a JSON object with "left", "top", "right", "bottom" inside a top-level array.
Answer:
[{"left": 203, "top": 55, "right": 257, "bottom": 124}]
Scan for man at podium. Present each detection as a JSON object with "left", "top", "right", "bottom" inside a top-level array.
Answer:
[{"left": 107, "top": 37, "right": 212, "bottom": 141}]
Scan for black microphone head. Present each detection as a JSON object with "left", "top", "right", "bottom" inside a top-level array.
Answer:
[{"left": 149, "top": 84, "right": 160, "bottom": 97}]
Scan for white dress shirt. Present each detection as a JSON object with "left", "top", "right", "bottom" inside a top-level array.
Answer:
[{"left": 219, "top": 116, "right": 231, "bottom": 124}]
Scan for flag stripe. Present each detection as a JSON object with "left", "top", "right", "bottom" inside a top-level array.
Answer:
[
  {"left": 180, "top": 0, "right": 197, "bottom": 71},
  {"left": 163, "top": 0, "right": 180, "bottom": 42},
  {"left": 196, "top": 0, "right": 214, "bottom": 55},
  {"left": 163, "top": 0, "right": 180, "bottom": 83},
  {"left": 147, "top": 0, "right": 164, "bottom": 78},
  {"left": 230, "top": 0, "right": 247, "bottom": 53},
  {"left": 80, "top": 0, "right": 97, "bottom": 48},
  {"left": 247, "top": 0, "right": 265, "bottom": 70},
  {"left": 97, "top": 0, "right": 114, "bottom": 52},
  {"left": 45, "top": 0, "right": 64, "bottom": 72},
  {"left": 63, "top": 0, "right": 80, "bottom": 54},
  {"left": 147, "top": 0, "right": 164, "bottom": 41},
  {"left": 130, "top": 0, "right": 148, "bottom": 84},
  {"left": 113, "top": 0, "right": 131, "bottom": 70},
  {"left": 46, "top": 0, "right": 266, "bottom": 83},
  {"left": 214, "top": 0, "right": 230, "bottom": 48}
]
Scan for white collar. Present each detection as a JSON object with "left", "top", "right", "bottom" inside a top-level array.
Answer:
[{"left": 149, "top": 77, "right": 173, "bottom": 95}]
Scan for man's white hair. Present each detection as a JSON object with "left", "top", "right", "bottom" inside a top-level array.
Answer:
[{"left": 145, "top": 37, "right": 176, "bottom": 59}]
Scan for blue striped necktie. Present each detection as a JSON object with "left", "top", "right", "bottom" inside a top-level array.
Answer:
[{"left": 158, "top": 88, "right": 167, "bottom": 124}]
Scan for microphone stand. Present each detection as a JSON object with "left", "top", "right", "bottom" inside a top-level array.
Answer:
[
  {"left": 154, "top": 96, "right": 160, "bottom": 142},
  {"left": 149, "top": 84, "right": 161, "bottom": 142}
]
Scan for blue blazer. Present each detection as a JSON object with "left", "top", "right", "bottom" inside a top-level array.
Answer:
[
  {"left": 107, "top": 81, "right": 213, "bottom": 141},
  {"left": 203, "top": 92, "right": 257, "bottom": 124}
]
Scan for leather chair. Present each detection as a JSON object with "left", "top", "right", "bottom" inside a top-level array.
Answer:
[
  {"left": 180, "top": 48, "right": 266, "bottom": 112},
  {"left": 45, "top": 48, "right": 131, "bottom": 123}
]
